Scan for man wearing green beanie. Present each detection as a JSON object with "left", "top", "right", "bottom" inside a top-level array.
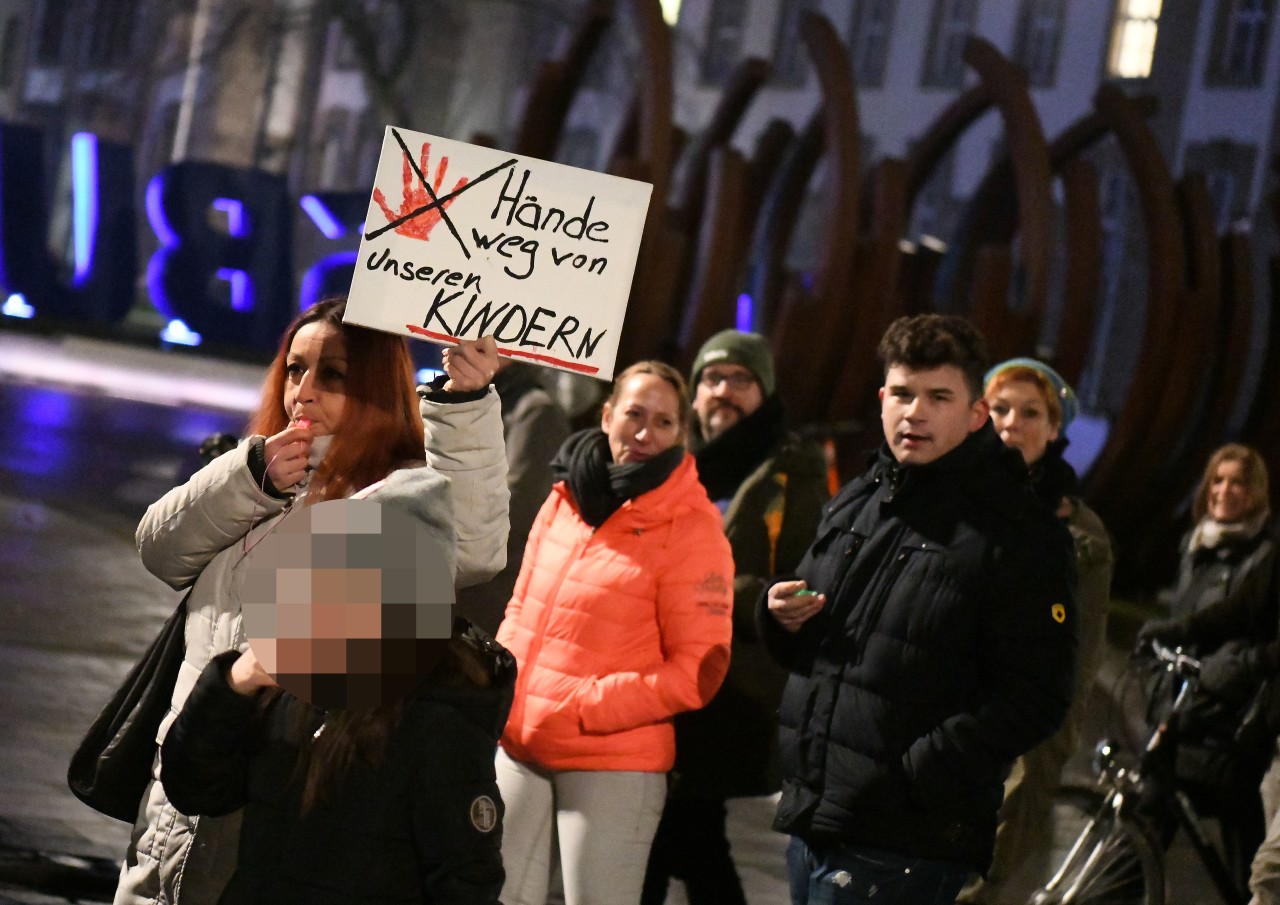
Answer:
[{"left": 642, "top": 329, "right": 829, "bottom": 905}]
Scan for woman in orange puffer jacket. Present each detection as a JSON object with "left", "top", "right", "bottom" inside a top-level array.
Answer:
[{"left": 495, "top": 360, "right": 734, "bottom": 905}]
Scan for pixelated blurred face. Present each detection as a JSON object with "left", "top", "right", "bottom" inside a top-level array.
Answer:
[
  {"left": 986, "top": 378, "right": 1059, "bottom": 466},
  {"left": 601, "top": 373, "right": 684, "bottom": 464},
  {"left": 693, "top": 364, "right": 764, "bottom": 440},
  {"left": 240, "top": 500, "right": 454, "bottom": 710},
  {"left": 283, "top": 321, "right": 347, "bottom": 436},
  {"left": 1208, "top": 459, "right": 1251, "bottom": 524},
  {"left": 879, "top": 365, "right": 988, "bottom": 466}
]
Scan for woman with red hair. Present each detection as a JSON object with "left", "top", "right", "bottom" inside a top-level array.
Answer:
[{"left": 113, "top": 297, "right": 510, "bottom": 905}]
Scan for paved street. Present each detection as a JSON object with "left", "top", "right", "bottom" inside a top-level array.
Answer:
[
  {"left": 0, "top": 330, "right": 1223, "bottom": 904},
  {"left": 0, "top": 333, "right": 254, "bottom": 903}
]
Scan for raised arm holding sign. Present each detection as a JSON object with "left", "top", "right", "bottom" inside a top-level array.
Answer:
[{"left": 346, "top": 126, "right": 652, "bottom": 381}]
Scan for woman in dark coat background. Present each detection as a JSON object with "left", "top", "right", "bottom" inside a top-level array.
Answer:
[{"left": 1139, "top": 443, "right": 1277, "bottom": 892}]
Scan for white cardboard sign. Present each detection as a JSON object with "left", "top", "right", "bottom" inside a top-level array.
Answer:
[{"left": 345, "top": 126, "right": 653, "bottom": 380}]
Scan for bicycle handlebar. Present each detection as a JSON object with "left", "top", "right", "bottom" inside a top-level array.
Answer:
[{"left": 1149, "top": 639, "right": 1201, "bottom": 677}]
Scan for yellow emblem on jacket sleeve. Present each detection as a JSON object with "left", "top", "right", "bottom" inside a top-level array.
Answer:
[{"left": 1051, "top": 603, "right": 1066, "bottom": 624}]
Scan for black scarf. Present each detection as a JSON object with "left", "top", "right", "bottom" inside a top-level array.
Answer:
[
  {"left": 691, "top": 394, "right": 787, "bottom": 501},
  {"left": 552, "top": 429, "right": 685, "bottom": 528},
  {"left": 1029, "top": 437, "right": 1079, "bottom": 513}
]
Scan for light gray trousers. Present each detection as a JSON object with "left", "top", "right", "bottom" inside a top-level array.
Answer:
[{"left": 495, "top": 746, "right": 665, "bottom": 905}]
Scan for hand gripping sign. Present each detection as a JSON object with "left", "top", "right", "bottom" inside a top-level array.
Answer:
[{"left": 345, "top": 126, "right": 653, "bottom": 380}]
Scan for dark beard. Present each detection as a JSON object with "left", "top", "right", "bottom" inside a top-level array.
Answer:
[
  {"left": 692, "top": 396, "right": 787, "bottom": 500},
  {"left": 703, "top": 401, "right": 746, "bottom": 438}
]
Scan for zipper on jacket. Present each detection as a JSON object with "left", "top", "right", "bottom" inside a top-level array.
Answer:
[{"left": 882, "top": 464, "right": 907, "bottom": 503}]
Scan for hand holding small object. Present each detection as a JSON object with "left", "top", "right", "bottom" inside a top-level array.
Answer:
[
  {"left": 263, "top": 421, "right": 315, "bottom": 491},
  {"left": 768, "top": 580, "right": 825, "bottom": 633}
]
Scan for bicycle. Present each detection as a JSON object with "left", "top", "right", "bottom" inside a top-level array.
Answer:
[{"left": 1029, "top": 640, "right": 1251, "bottom": 905}]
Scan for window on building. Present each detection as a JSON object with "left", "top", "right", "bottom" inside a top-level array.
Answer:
[
  {"left": 922, "top": 0, "right": 979, "bottom": 88},
  {"left": 0, "top": 17, "right": 22, "bottom": 88},
  {"left": 1207, "top": 0, "right": 1273, "bottom": 86},
  {"left": 1013, "top": 0, "right": 1064, "bottom": 86},
  {"left": 700, "top": 0, "right": 745, "bottom": 86},
  {"left": 35, "top": 1, "right": 66, "bottom": 65},
  {"left": 1107, "top": 0, "right": 1162, "bottom": 79},
  {"left": 772, "top": 0, "right": 819, "bottom": 88},
  {"left": 850, "top": 0, "right": 897, "bottom": 88}
]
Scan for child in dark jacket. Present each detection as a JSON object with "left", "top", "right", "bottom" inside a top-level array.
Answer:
[{"left": 162, "top": 620, "right": 514, "bottom": 905}]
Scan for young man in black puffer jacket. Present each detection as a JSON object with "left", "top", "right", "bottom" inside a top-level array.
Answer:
[{"left": 759, "top": 314, "right": 1078, "bottom": 904}]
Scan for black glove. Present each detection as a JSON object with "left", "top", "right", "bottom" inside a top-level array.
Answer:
[
  {"left": 1198, "top": 648, "right": 1252, "bottom": 698},
  {"left": 1135, "top": 616, "right": 1188, "bottom": 655}
]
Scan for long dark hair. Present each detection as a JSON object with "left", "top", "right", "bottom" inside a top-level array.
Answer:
[
  {"left": 246, "top": 296, "right": 423, "bottom": 501},
  {"left": 265, "top": 636, "right": 492, "bottom": 816}
]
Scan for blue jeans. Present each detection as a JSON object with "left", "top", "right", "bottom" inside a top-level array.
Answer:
[{"left": 786, "top": 836, "right": 972, "bottom": 905}]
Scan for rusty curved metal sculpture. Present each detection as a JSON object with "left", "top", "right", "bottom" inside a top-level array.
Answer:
[
  {"left": 677, "top": 147, "right": 752, "bottom": 361},
  {"left": 1239, "top": 157, "right": 1280, "bottom": 480},
  {"left": 825, "top": 158, "right": 908, "bottom": 427},
  {"left": 901, "top": 86, "right": 992, "bottom": 216},
  {"left": 1119, "top": 175, "right": 1228, "bottom": 588},
  {"left": 932, "top": 38, "right": 1054, "bottom": 360},
  {"left": 742, "top": 115, "right": 824, "bottom": 336},
  {"left": 1240, "top": 255, "right": 1280, "bottom": 468},
  {"left": 1137, "top": 223, "right": 1256, "bottom": 587},
  {"left": 612, "top": 0, "right": 677, "bottom": 368},
  {"left": 670, "top": 57, "right": 771, "bottom": 229},
  {"left": 1032, "top": 96, "right": 1155, "bottom": 385},
  {"left": 1053, "top": 158, "right": 1102, "bottom": 387},
  {"left": 667, "top": 58, "right": 775, "bottom": 365},
  {"left": 511, "top": 0, "right": 613, "bottom": 160},
  {"left": 767, "top": 11, "right": 862, "bottom": 422},
  {"left": 674, "top": 87, "right": 808, "bottom": 367},
  {"left": 1079, "top": 84, "right": 1188, "bottom": 526}
]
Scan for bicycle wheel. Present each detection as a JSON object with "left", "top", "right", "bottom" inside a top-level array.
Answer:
[{"left": 1029, "top": 805, "right": 1164, "bottom": 905}]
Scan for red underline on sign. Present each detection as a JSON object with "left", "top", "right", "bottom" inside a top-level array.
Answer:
[{"left": 404, "top": 325, "right": 601, "bottom": 375}]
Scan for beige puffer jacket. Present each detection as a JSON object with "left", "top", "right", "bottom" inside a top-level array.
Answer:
[{"left": 112, "top": 388, "right": 508, "bottom": 905}]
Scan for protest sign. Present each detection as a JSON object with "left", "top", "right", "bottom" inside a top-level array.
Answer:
[{"left": 346, "top": 126, "right": 653, "bottom": 379}]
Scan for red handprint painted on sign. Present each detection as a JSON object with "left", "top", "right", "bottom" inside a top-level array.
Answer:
[{"left": 373, "top": 141, "right": 469, "bottom": 242}]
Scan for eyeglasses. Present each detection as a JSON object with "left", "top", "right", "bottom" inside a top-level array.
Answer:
[{"left": 700, "top": 369, "right": 756, "bottom": 391}]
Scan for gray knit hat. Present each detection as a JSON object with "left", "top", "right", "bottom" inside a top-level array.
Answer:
[{"left": 690, "top": 329, "right": 776, "bottom": 397}]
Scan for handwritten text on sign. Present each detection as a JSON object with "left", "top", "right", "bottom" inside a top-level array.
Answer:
[{"left": 345, "top": 127, "right": 652, "bottom": 378}]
